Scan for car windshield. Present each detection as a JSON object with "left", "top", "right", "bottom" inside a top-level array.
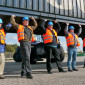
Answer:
[{"left": 31, "top": 35, "right": 43, "bottom": 45}]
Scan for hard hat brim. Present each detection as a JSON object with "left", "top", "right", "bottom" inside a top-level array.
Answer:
[{"left": 22, "top": 19, "right": 29, "bottom": 21}]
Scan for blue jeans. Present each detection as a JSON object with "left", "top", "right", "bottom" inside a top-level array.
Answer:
[{"left": 67, "top": 47, "right": 77, "bottom": 69}]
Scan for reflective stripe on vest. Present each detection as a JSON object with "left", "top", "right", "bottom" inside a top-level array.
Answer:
[
  {"left": 66, "top": 33, "right": 80, "bottom": 47},
  {"left": 83, "top": 38, "right": 85, "bottom": 47},
  {"left": 31, "top": 34, "right": 35, "bottom": 42},
  {"left": 43, "top": 28, "right": 58, "bottom": 44},
  {"left": 17, "top": 25, "right": 33, "bottom": 42},
  {"left": 0, "top": 28, "right": 6, "bottom": 44}
]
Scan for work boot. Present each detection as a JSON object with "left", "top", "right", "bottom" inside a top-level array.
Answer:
[
  {"left": 59, "top": 68, "right": 67, "bottom": 72},
  {"left": 21, "top": 71, "right": 24, "bottom": 77},
  {"left": 68, "top": 69, "right": 73, "bottom": 72},
  {"left": 48, "top": 70, "right": 52, "bottom": 74},
  {"left": 72, "top": 68, "right": 78, "bottom": 71},
  {"left": 26, "top": 73, "right": 33, "bottom": 79},
  {"left": 0, "top": 75, "right": 5, "bottom": 79}
]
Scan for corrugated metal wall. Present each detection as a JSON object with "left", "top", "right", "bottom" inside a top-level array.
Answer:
[{"left": 0, "top": 0, "right": 85, "bottom": 19}]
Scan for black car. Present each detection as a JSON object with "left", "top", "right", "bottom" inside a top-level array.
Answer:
[{"left": 13, "top": 35, "right": 65, "bottom": 64}]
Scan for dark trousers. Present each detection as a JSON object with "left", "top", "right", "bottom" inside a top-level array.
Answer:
[
  {"left": 20, "top": 41, "right": 31, "bottom": 73},
  {"left": 44, "top": 46, "right": 63, "bottom": 71}
]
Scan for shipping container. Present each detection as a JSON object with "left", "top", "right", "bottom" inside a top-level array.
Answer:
[{"left": 0, "top": 0, "right": 85, "bottom": 37}]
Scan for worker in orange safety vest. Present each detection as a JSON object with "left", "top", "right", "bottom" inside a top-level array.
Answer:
[
  {"left": 10, "top": 15, "right": 37, "bottom": 79},
  {"left": 0, "top": 18, "right": 12, "bottom": 79},
  {"left": 43, "top": 21, "right": 66, "bottom": 74},
  {"left": 64, "top": 23, "right": 82, "bottom": 72}
]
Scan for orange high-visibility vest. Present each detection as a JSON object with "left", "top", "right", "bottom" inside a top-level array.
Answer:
[
  {"left": 0, "top": 28, "right": 6, "bottom": 44},
  {"left": 43, "top": 28, "right": 58, "bottom": 44},
  {"left": 66, "top": 33, "right": 80, "bottom": 47},
  {"left": 17, "top": 25, "right": 33, "bottom": 42},
  {"left": 83, "top": 38, "right": 85, "bottom": 47},
  {"left": 31, "top": 34, "right": 35, "bottom": 42}
]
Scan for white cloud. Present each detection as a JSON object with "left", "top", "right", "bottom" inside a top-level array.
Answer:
[{"left": 7, "top": 41, "right": 14, "bottom": 45}]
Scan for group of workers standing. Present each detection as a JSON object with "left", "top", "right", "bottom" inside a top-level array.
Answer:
[{"left": 0, "top": 15, "right": 82, "bottom": 79}]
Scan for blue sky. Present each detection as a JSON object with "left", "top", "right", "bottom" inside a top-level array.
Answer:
[
  {"left": 6, "top": 33, "right": 83, "bottom": 52},
  {"left": 58, "top": 36, "right": 83, "bottom": 53},
  {"left": 6, "top": 33, "right": 20, "bottom": 45}
]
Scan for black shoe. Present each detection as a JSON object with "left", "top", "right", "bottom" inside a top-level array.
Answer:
[
  {"left": 83, "top": 66, "right": 85, "bottom": 68},
  {"left": 73, "top": 69, "right": 78, "bottom": 71},
  {"left": 59, "top": 68, "right": 67, "bottom": 72},
  {"left": 21, "top": 71, "right": 24, "bottom": 77},
  {"left": 26, "top": 73, "right": 33, "bottom": 79},
  {"left": 68, "top": 69, "right": 73, "bottom": 72},
  {"left": 59, "top": 70, "right": 67, "bottom": 72},
  {"left": 48, "top": 71, "right": 52, "bottom": 74},
  {"left": 47, "top": 69, "right": 52, "bottom": 74},
  {"left": 0, "top": 75, "right": 5, "bottom": 79}
]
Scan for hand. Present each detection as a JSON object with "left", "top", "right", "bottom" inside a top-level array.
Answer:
[
  {"left": 31, "top": 17, "right": 35, "bottom": 21},
  {"left": 66, "top": 23, "right": 69, "bottom": 25},
  {"left": 78, "top": 24, "right": 81, "bottom": 27},
  {"left": 12, "top": 15, "right": 16, "bottom": 18},
  {"left": 53, "top": 20, "right": 58, "bottom": 23},
  {"left": 44, "top": 19, "right": 47, "bottom": 22}
]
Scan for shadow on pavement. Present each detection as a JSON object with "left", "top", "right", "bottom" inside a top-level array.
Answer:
[{"left": 4, "top": 61, "right": 84, "bottom": 76}]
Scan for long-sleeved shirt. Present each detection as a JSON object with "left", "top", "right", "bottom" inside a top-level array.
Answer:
[
  {"left": 64, "top": 25, "right": 82, "bottom": 48},
  {"left": 53, "top": 22, "right": 61, "bottom": 33},
  {"left": 0, "top": 23, "right": 12, "bottom": 53},
  {"left": 41, "top": 21, "right": 61, "bottom": 47},
  {"left": 10, "top": 16, "right": 37, "bottom": 42}
]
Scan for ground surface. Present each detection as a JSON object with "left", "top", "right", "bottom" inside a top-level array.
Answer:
[{"left": 0, "top": 56, "right": 85, "bottom": 85}]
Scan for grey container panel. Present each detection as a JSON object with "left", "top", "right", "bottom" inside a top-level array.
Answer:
[
  {"left": 33, "top": 0, "right": 38, "bottom": 11},
  {"left": 27, "top": 0, "right": 32, "bottom": 9},
  {"left": 0, "top": 6, "right": 85, "bottom": 25},
  {"left": 13, "top": 0, "right": 20, "bottom": 8},
  {"left": 59, "top": 0, "right": 64, "bottom": 15},
  {"left": 64, "top": 0, "right": 68, "bottom": 16},
  {"left": 55, "top": 0, "right": 59, "bottom": 14},
  {"left": 49, "top": 0, "right": 55, "bottom": 13},
  {"left": 44, "top": 0, "right": 50, "bottom": 13},
  {"left": 0, "top": 0, "right": 85, "bottom": 24},
  {"left": 39, "top": 0, "right": 44, "bottom": 11},
  {"left": 73, "top": 0, "right": 77, "bottom": 18},
  {"left": 0, "top": 0, "right": 85, "bottom": 19},
  {"left": 77, "top": 0, "right": 81, "bottom": 18},
  {"left": 6, "top": 0, "right": 13, "bottom": 6},
  {"left": 20, "top": 0, "right": 26, "bottom": 9},
  {"left": 80, "top": 0, "right": 85, "bottom": 19},
  {"left": 68, "top": 0, "right": 73, "bottom": 17},
  {"left": 0, "top": 0, "right": 5, "bottom": 5}
]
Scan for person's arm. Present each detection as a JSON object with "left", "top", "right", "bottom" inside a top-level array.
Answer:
[
  {"left": 34, "top": 19, "right": 46, "bottom": 34},
  {"left": 53, "top": 21, "right": 61, "bottom": 33},
  {"left": 30, "top": 17, "right": 37, "bottom": 31},
  {"left": 3, "top": 23, "right": 12, "bottom": 32},
  {"left": 10, "top": 15, "right": 19, "bottom": 30},
  {"left": 38, "top": 19, "right": 46, "bottom": 33},
  {"left": 76, "top": 24, "right": 82, "bottom": 36},
  {"left": 64, "top": 23, "right": 69, "bottom": 37},
  {"left": 38, "top": 19, "right": 46, "bottom": 28},
  {"left": 0, "top": 32, "right": 1, "bottom": 42},
  {"left": 57, "top": 22, "right": 61, "bottom": 32}
]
